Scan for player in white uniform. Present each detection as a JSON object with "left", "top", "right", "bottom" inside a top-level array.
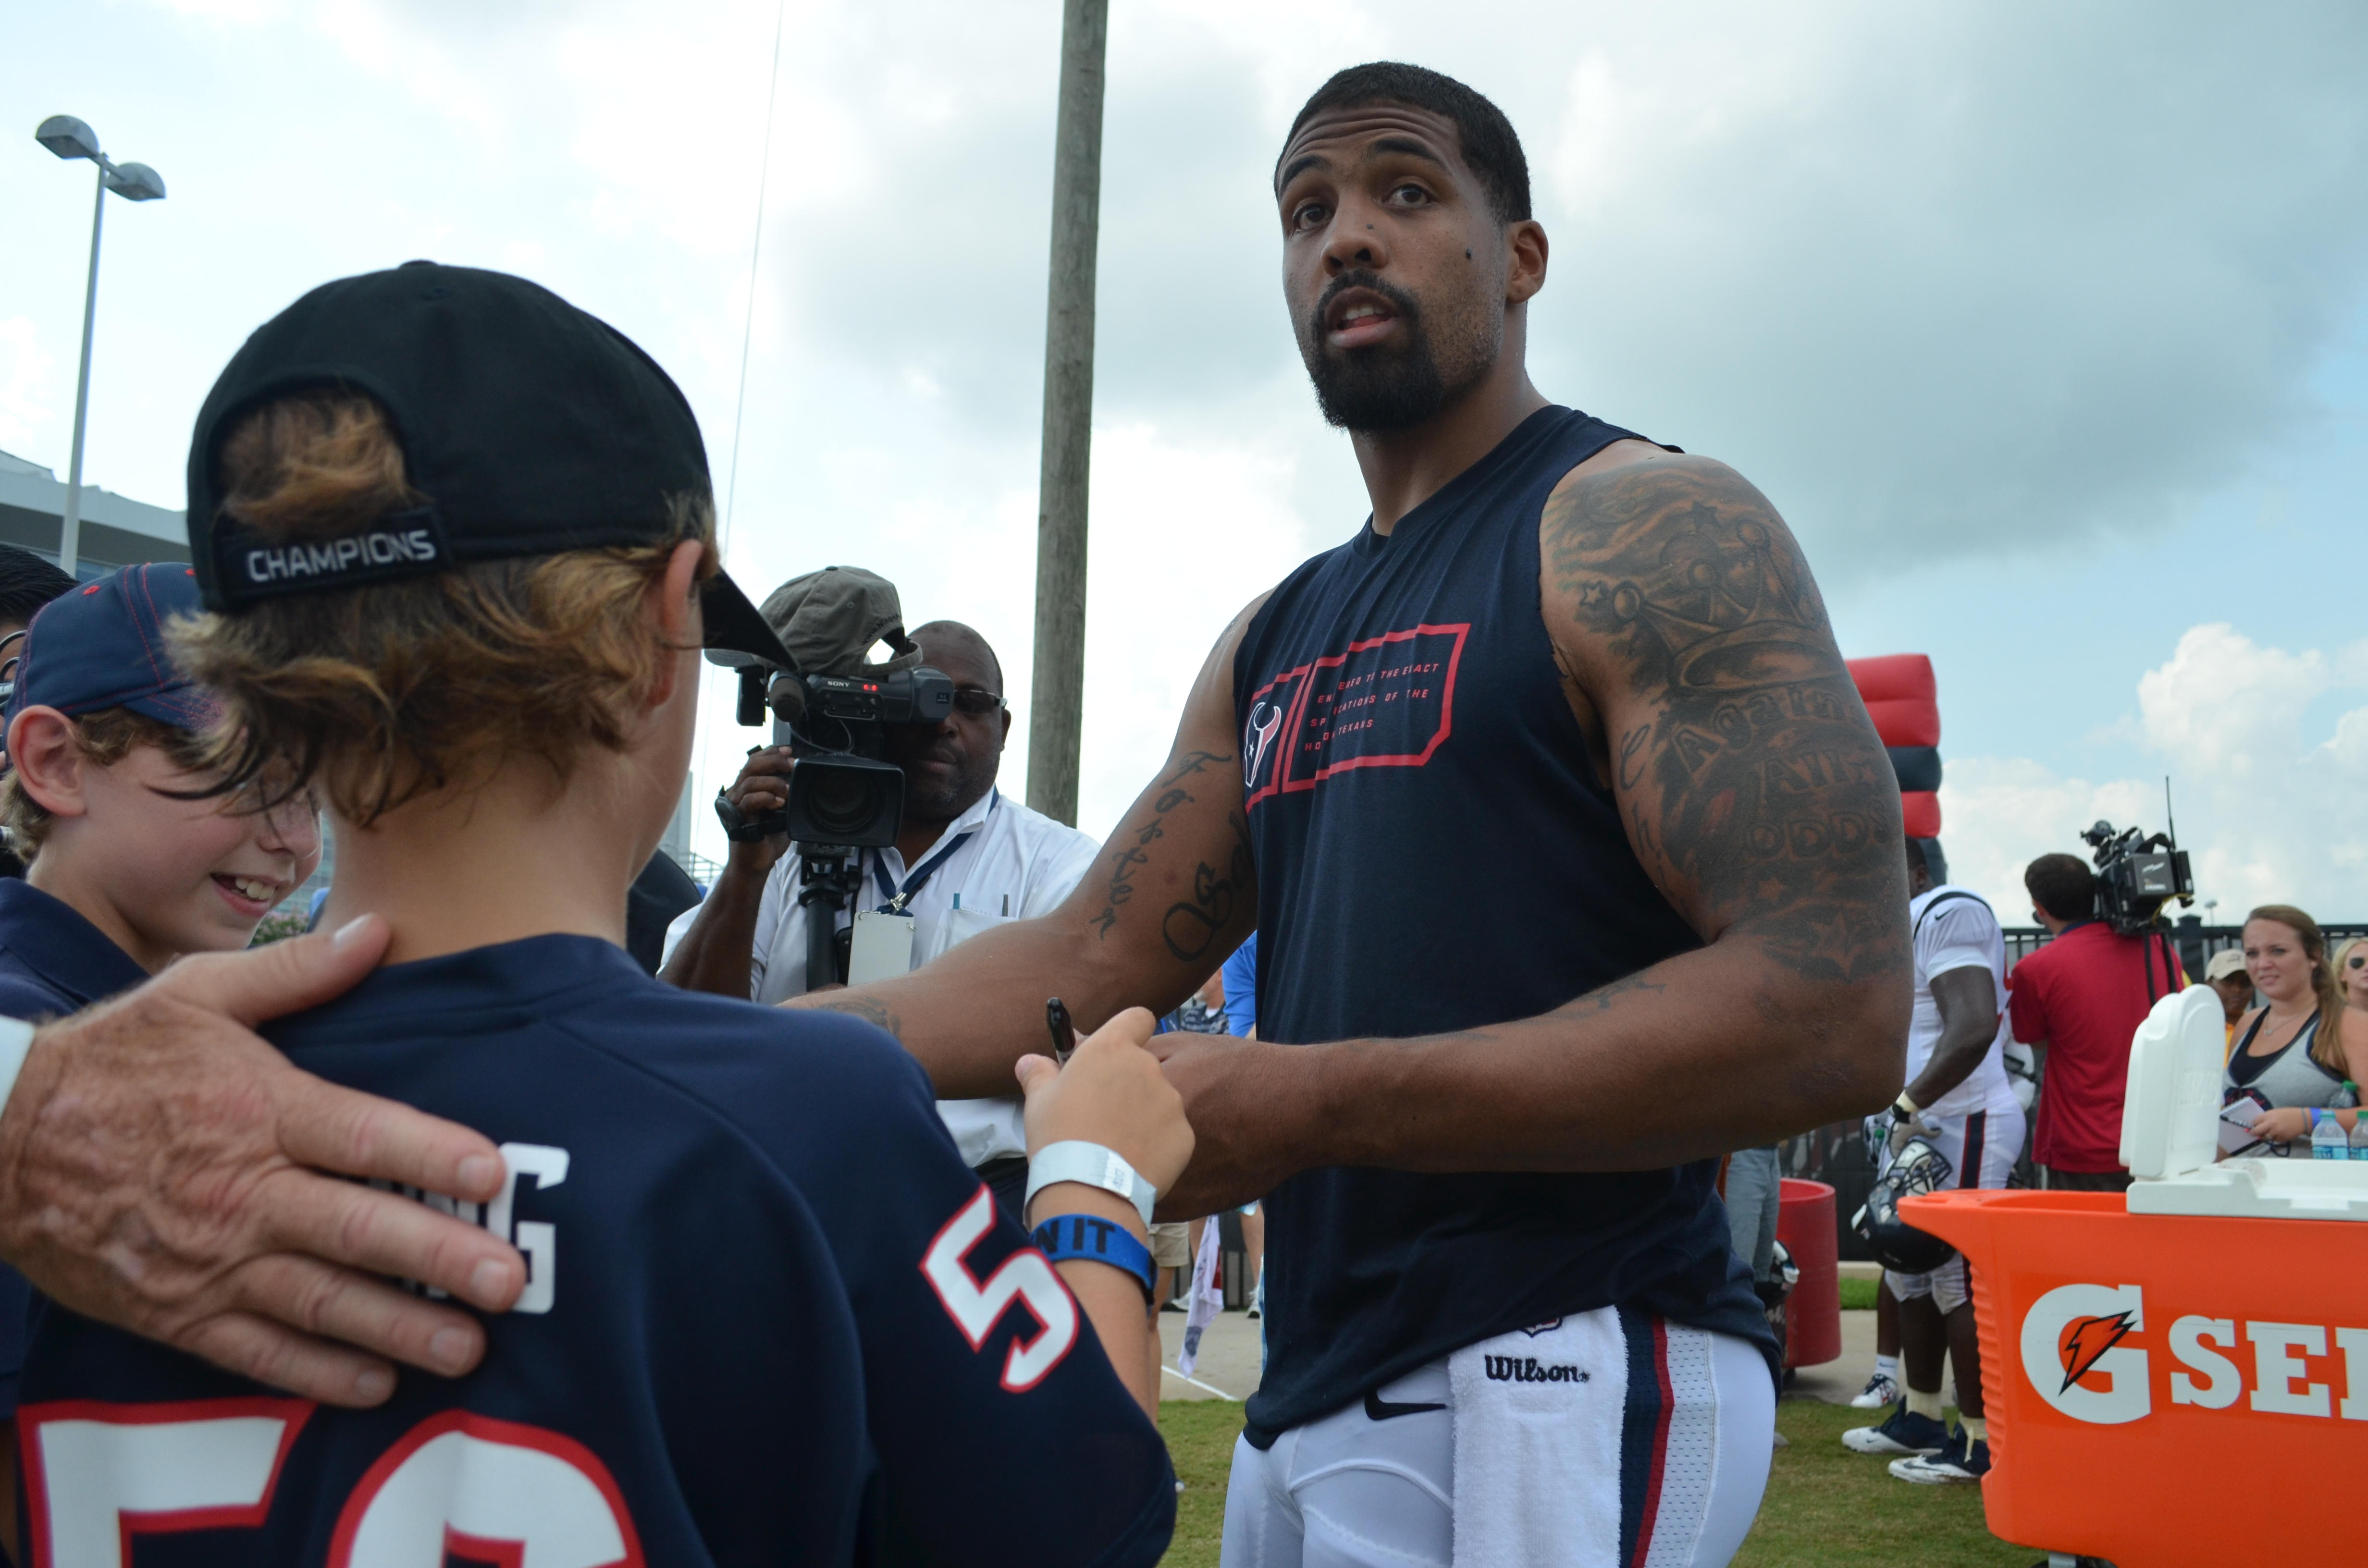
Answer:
[{"left": 1842, "top": 839, "right": 2024, "bottom": 1484}]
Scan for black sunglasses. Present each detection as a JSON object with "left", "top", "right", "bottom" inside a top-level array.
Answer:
[{"left": 950, "top": 688, "right": 1007, "bottom": 717}]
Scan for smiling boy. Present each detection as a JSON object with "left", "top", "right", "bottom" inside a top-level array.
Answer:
[{"left": 0, "top": 560, "right": 320, "bottom": 1554}]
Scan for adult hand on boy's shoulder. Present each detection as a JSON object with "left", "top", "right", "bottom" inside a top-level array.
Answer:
[{"left": 0, "top": 914, "right": 530, "bottom": 1407}]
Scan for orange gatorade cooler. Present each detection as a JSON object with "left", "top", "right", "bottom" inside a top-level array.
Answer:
[{"left": 1902, "top": 986, "right": 2368, "bottom": 1568}]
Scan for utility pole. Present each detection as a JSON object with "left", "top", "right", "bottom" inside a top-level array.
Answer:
[{"left": 1024, "top": 0, "right": 1108, "bottom": 827}]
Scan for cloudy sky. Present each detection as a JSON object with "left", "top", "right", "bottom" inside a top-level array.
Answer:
[{"left": 6, "top": 0, "right": 2367, "bottom": 924}]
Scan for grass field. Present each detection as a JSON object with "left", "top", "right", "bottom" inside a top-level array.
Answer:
[
  {"left": 1155, "top": 1398, "right": 2035, "bottom": 1568},
  {"left": 1838, "top": 1274, "right": 1879, "bottom": 1311}
]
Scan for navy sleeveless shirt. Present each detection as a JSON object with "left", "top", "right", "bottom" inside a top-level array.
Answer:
[{"left": 1232, "top": 406, "right": 1773, "bottom": 1446}]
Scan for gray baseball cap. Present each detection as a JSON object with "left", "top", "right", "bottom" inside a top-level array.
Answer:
[{"left": 759, "top": 566, "right": 920, "bottom": 677}]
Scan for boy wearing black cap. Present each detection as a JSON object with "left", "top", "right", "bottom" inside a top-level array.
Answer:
[
  {"left": 0, "top": 561, "right": 321, "bottom": 1551},
  {"left": 13, "top": 265, "right": 1183, "bottom": 1565}
]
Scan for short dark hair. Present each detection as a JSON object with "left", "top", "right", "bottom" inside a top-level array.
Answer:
[
  {"left": 2024, "top": 853, "right": 2097, "bottom": 923},
  {"left": 1282, "top": 63, "right": 1531, "bottom": 225},
  {"left": 910, "top": 619, "right": 1004, "bottom": 694},
  {"left": 0, "top": 546, "right": 74, "bottom": 632}
]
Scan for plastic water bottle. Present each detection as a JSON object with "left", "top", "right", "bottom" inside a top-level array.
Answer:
[
  {"left": 2311, "top": 1115, "right": 2348, "bottom": 1161},
  {"left": 2351, "top": 1115, "right": 2368, "bottom": 1161}
]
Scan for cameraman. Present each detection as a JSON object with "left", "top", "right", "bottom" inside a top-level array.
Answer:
[
  {"left": 2007, "top": 852, "right": 2187, "bottom": 1192},
  {"left": 661, "top": 616, "right": 1099, "bottom": 1216}
]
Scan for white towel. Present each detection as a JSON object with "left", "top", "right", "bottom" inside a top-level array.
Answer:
[
  {"left": 1175, "top": 1218, "right": 1225, "bottom": 1376},
  {"left": 1449, "top": 1311, "right": 1628, "bottom": 1568},
  {"left": 1448, "top": 1310, "right": 1727, "bottom": 1568}
]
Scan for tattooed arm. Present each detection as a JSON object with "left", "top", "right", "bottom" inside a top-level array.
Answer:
[
  {"left": 1148, "top": 450, "right": 1910, "bottom": 1213},
  {"left": 784, "top": 595, "right": 1270, "bottom": 1100}
]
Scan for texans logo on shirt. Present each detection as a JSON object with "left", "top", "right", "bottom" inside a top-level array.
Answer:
[{"left": 1243, "top": 624, "right": 1469, "bottom": 808}]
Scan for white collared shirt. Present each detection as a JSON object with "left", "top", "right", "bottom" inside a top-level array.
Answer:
[{"left": 661, "top": 787, "right": 1101, "bottom": 1164}]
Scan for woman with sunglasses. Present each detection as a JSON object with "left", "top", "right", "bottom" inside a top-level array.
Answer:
[
  {"left": 2225, "top": 904, "right": 2364, "bottom": 1153},
  {"left": 2333, "top": 937, "right": 2368, "bottom": 1012}
]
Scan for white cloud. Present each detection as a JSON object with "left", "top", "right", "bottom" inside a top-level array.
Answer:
[
  {"left": 0, "top": 320, "right": 56, "bottom": 457},
  {"left": 2135, "top": 623, "right": 2329, "bottom": 780},
  {"left": 1945, "top": 622, "right": 2368, "bottom": 923}
]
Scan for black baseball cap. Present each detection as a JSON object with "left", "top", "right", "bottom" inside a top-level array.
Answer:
[
  {"left": 3, "top": 564, "right": 218, "bottom": 735},
  {"left": 184, "top": 262, "right": 796, "bottom": 670}
]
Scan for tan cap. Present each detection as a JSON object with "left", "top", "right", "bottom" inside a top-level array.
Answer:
[
  {"left": 2205, "top": 948, "right": 2248, "bottom": 982},
  {"left": 758, "top": 565, "right": 920, "bottom": 677}
]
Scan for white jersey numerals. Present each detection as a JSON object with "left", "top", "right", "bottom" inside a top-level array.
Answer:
[
  {"left": 21, "top": 1402, "right": 642, "bottom": 1568},
  {"left": 328, "top": 1411, "right": 642, "bottom": 1567},
  {"left": 21, "top": 1398, "right": 309, "bottom": 1568},
  {"left": 411, "top": 1140, "right": 569, "bottom": 1314},
  {"left": 920, "top": 1185, "right": 1078, "bottom": 1390}
]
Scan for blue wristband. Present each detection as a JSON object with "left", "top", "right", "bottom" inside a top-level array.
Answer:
[{"left": 1031, "top": 1214, "right": 1156, "bottom": 1302}]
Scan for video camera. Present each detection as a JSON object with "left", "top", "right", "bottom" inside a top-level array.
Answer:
[
  {"left": 2080, "top": 819, "right": 2195, "bottom": 936},
  {"left": 704, "top": 565, "right": 956, "bottom": 994},
  {"left": 709, "top": 658, "right": 953, "bottom": 848}
]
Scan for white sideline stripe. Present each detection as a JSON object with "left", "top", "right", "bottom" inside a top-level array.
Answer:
[{"left": 1162, "top": 1364, "right": 1240, "bottom": 1400}]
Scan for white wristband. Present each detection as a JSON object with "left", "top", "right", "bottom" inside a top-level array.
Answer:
[
  {"left": 0, "top": 1017, "right": 35, "bottom": 1121},
  {"left": 1025, "top": 1140, "right": 1157, "bottom": 1230}
]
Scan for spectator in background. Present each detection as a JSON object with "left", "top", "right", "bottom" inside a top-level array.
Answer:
[
  {"left": 1174, "top": 969, "right": 1228, "bottom": 1035},
  {"left": 0, "top": 546, "right": 77, "bottom": 881},
  {"left": 1221, "top": 930, "right": 1258, "bottom": 1039},
  {"left": 2204, "top": 948, "right": 2254, "bottom": 1045},
  {"left": 1152, "top": 973, "right": 1230, "bottom": 1317},
  {"left": 2226, "top": 905, "right": 2362, "bottom": 1153},
  {"left": 1205, "top": 936, "right": 1265, "bottom": 1314},
  {"left": 2335, "top": 937, "right": 2368, "bottom": 1012},
  {"left": 0, "top": 547, "right": 75, "bottom": 647},
  {"left": 2008, "top": 853, "right": 2188, "bottom": 1191}
]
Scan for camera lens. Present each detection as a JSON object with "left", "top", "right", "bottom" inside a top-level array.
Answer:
[{"left": 805, "top": 765, "right": 884, "bottom": 839}]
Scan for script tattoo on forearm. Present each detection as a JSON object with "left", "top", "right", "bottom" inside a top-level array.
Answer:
[
  {"left": 1092, "top": 749, "right": 1233, "bottom": 940},
  {"left": 1162, "top": 809, "right": 1254, "bottom": 962},
  {"left": 1542, "top": 458, "right": 1907, "bottom": 984}
]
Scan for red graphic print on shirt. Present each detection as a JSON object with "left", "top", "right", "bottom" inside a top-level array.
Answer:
[{"left": 1243, "top": 624, "right": 1469, "bottom": 808}]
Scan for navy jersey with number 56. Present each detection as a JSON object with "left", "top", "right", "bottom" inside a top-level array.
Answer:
[{"left": 16, "top": 935, "right": 1173, "bottom": 1566}]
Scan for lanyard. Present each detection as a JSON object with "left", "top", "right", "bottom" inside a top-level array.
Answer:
[
  {"left": 869, "top": 790, "right": 999, "bottom": 914},
  {"left": 872, "top": 829, "right": 976, "bottom": 913}
]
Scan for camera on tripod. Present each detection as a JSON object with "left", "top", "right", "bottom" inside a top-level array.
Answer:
[
  {"left": 710, "top": 657, "right": 953, "bottom": 848},
  {"left": 2079, "top": 819, "right": 2195, "bottom": 936},
  {"left": 703, "top": 565, "right": 956, "bottom": 994},
  {"left": 705, "top": 564, "right": 954, "bottom": 850}
]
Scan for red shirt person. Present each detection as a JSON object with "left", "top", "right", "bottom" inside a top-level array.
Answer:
[{"left": 2007, "top": 853, "right": 2188, "bottom": 1189}]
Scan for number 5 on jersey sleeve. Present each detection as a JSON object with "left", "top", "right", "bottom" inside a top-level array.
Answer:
[{"left": 920, "top": 1186, "right": 1079, "bottom": 1391}]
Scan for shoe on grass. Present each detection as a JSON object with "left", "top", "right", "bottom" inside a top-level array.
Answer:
[
  {"left": 1842, "top": 1406, "right": 1949, "bottom": 1456},
  {"left": 1849, "top": 1371, "right": 1901, "bottom": 1409},
  {"left": 1889, "top": 1426, "right": 1990, "bottom": 1484}
]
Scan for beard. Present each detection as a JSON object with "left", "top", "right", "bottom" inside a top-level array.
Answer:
[{"left": 1298, "top": 270, "right": 1499, "bottom": 434}]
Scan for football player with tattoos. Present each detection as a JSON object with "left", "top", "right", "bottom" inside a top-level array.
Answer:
[
  {"left": 0, "top": 57, "right": 1908, "bottom": 1568},
  {"left": 794, "top": 61, "right": 1912, "bottom": 1567}
]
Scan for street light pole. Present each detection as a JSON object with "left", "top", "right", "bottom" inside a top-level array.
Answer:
[
  {"left": 60, "top": 165, "right": 109, "bottom": 579},
  {"left": 33, "top": 114, "right": 167, "bottom": 580}
]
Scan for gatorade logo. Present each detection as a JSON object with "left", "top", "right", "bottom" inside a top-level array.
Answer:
[
  {"left": 2020, "top": 1283, "right": 2368, "bottom": 1425},
  {"left": 2021, "top": 1283, "right": 2150, "bottom": 1423}
]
